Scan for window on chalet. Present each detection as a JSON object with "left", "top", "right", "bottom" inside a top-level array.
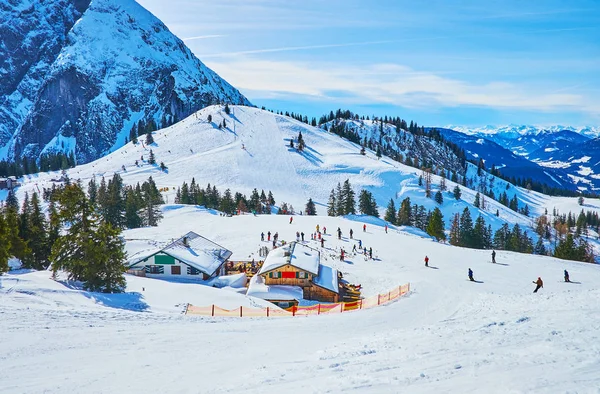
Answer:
[
  {"left": 171, "top": 266, "right": 181, "bottom": 275},
  {"left": 145, "top": 265, "right": 164, "bottom": 274}
]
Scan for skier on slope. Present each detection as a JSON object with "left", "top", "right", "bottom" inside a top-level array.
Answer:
[
  {"left": 350, "top": 229, "right": 354, "bottom": 239},
  {"left": 267, "top": 231, "right": 271, "bottom": 241},
  {"left": 533, "top": 277, "right": 543, "bottom": 293},
  {"left": 564, "top": 270, "right": 570, "bottom": 283},
  {"left": 340, "top": 249, "right": 345, "bottom": 261},
  {"left": 289, "top": 216, "right": 293, "bottom": 224},
  {"left": 261, "top": 232, "right": 264, "bottom": 242},
  {"left": 468, "top": 268, "right": 474, "bottom": 282},
  {"left": 321, "top": 238, "right": 325, "bottom": 248},
  {"left": 369, "top": 247, "right": 373, "bottom": 259},
  {"left": 492, "top": 250, "right": 496, "bottom": 264},
  {"left": 323, "top": 226, "right": 326, "bottom": 234},
  {"left": 352, "top": 244, "right": 357, "bottom": 253},
  {"left": 385, "top": 224, "right": 388, "bottom": 233},
  {"left": 363, "top": 224, "right": 367, "bottom": 232},
  {"left": 296, "top": 231, "right": 300, "bottom": 241},
  {"left": 424, "top": 255, "right": 429, "bottom": 267},
  {"left": 316, "top": 224, "right": 320, "bottom": 233},
  {"left": 301, "top": 232, "right": 305, "bottom": 242},
  {"left": 337, "top": 227, "right": 342, "bottom": 240}
]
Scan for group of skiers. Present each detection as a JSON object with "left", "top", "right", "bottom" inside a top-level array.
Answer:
[{"left": 425, "top": 251, "right": 573, "bottom": 293}]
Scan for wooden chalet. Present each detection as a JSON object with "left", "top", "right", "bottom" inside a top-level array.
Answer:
[
  {"left": 248, "top": 242, "right": 340, "bottom": 305},
  {"left": 128, "top": 232, "right": 232, "bottom": 280}
]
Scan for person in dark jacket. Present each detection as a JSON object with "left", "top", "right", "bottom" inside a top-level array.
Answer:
[
  {"left": 468, "top": 268, "right": 474, "bottom": 281},
  {"left": 369, "top": 247, "right": 373, "bottom": 259},
  {"left": 491, "top": 250, "right": 496, "bottom": 264},
  {"left": 564, "top": 270, "right": 570, "bottom": 283},
  {"left": 261, "top": 232, "right": 264, "bottom": 241},
  {"left": 533, "top": 277, "right": 543, "bottom": 293}
]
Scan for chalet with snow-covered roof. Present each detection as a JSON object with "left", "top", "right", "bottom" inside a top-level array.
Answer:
[
  {"left": 250, "top": 242, "right": 340, "bottom": 305},
  {"left": 0, "top": 176, "right": 20, "bottom": 190},
  {"left": 128, "top": 232, "right": 232, "bottom": 280}
]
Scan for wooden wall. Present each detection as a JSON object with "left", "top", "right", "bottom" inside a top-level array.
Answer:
[
  {"left": 263, "top": 264, "right": 313, "bottom": 287},
  {"left": 304, "top": 285, "right": 339, "bottom": 303}
]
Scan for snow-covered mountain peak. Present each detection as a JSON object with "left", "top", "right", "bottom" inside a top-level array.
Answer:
[{"left": 0, "top": 0, "right": 250, "bottom": 165}]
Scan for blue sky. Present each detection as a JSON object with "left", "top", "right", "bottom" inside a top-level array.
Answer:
[{"left": 137, "top": 0, "right": 599, "bottom": 127}]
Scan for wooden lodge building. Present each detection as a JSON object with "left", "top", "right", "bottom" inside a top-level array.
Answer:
[
  {"left": 247, "top": 242, "right": 340, "bottom": 307},
  {"left": 128, "top": 232, "right": 232, "bottom": 280}
]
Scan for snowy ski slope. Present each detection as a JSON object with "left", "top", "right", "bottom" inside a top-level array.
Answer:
[{"left": 2, "top": 208, "right": 600, "bottom": 392}]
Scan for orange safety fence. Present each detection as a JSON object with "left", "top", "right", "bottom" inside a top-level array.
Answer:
[{"left": 186, "top": 283, "right": 410, "bottom": 317}]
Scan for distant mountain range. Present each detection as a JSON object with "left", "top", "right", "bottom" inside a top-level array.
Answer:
[
  {"left": 0, "top": 0, "right": 249, "bottom": 164},
  {"left": 435, "top": 125, "right": 600, "bottom": 192}
]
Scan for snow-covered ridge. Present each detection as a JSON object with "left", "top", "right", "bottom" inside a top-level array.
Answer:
[{"left": 445, "top": 124, "right": 600, "bottom": 138}]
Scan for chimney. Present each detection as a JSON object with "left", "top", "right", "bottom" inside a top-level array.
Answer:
[{"left": 183, "top": 236, "right": 189, "bottom": 246}]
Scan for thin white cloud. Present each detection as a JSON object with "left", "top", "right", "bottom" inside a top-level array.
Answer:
[
  {"left": 205, "top": 58, "right": 599, "bottom": 114},
  {"left": 182, "top": 35, "right": 226, "bottom": 41},
  {"left": 201, "top": 40, "right": 397, "bottom": 58}
]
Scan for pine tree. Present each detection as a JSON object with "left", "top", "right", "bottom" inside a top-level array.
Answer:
[
  {"left": 160, "top": 162, "right": 167, "bottom": 171},
  {"left": 360, "top": 145, "right": 366, "bottom": 155},
  {"left": 453, "top": 185, "right": 462, "bottom": 200},
  {"left": 533, "top": 237, "right": 546, "bottom": 255},
  {"left": 148, "top": 150, "right": 156, "bottom": 165},
  {"left": 434, "top": 190, "right": 443, "bottom": 204},
  {"left": 473, "top": 192, "right": 480, "bottom": 208},
  {"left": 493, "top": 223, "right": 511, "bottom": 250},
  {"left": 426, "top": 207, "right": 446, "bottom": 241},
  {"left": 327, "top": 189, "right": 336, "bottom": 216},
  {"left": 376, "top": 146, "right": 382, "bottom": 158},
  {"left": 5, "top": 208, "right": 30, "bottom": 265},
  {"left": 342, "top": 179, "right": 356, "bottom": 215},
  {"left": 88, "top": 177, "right": 98, "bottom": 207},
  {"left": 397, "top": 197, "right": 412, "bottom": 226},
  {"left": 335, "top": 183, "right": 344, "bottom": 215},
  {"left": 139, "top": 188, "right": 163, "bottom": 226},
  {"left": 6, "top": 190, "right": 18, "bottom": 213},
  {"left": 27, "top": 192, "right": 49, "bottom": 269},
  {"left": 125, "top": 189, "right": 142, "bottom": 229},
  {"left": 219, "top": 189, "right": 235, "bottom": 215},
  {"left": 0, "top": 213, "right": 10, "bottom": 274},
  {"left": 82, "top": 221, "right": 127, "bottom": 293},
  {"left": 459, "top": 208, "right": 474, "bottom": 248},
  {"left": 224, "top": 103, "right": 231, "bottom": 115},
  {"left": 305, "top": 198, "right": 317, "bottom": 215},
  {"left": 207, "top": 114, "right": 212, "bottom": 123},
  {"left": 449, "top": 213, "right": 460, "bottom": 245},
  {"left": 358, "top": 189, "right": 378, "bottom": 217},
  {"left": 472, "top": 215, "right": 487, "bottom": 249},
  {"left": 50, "top": 183, "right": 127, "bottom": 292},
  {"left": 146, "top": 132, "right": 154, "bottom": 145},
  {"left": 440, "top": 172, "right": 447, "bottom": 191},
  {"left": 384, "top": 199, "right": 397, "bottom": 224}
]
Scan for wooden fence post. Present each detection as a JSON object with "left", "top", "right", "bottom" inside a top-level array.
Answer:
[
  {"left": 293, "top": 306, "right": 296, "bottom": 317},
  {"left": 340, "top": 302, "right": 343, "bottom": 313},
  {"left": 211, "top": 304, "right": 215, "bottom": 317},
  {"left": 240, "top": 306, "right": 243, "bottom": 317},
  {"left": 267, "top": 307, "right": 269, "bottom": 317},
  {"left": 378, "top": 294, "right": 381, "bottom": 305},
  {"left": 318, "top": 304, "right": 321, "bottom": 315}
]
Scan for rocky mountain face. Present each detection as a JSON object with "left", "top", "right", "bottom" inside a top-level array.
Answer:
[{"left": 0, "top": 0, "right": 250, "bottom": 164}]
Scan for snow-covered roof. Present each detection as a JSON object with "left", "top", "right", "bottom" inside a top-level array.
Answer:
[
  {"left": 246, "top": 275, "right": 303, "bottom": 301},
  {"left": 312, "top": 264, "right": 339, "bottom": 294},
  {"left": 258, "top": 242, "right": 320, "bottom": 276},
  {"left": 130, "top": 232, "right": 232, "bottom": 275}
]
